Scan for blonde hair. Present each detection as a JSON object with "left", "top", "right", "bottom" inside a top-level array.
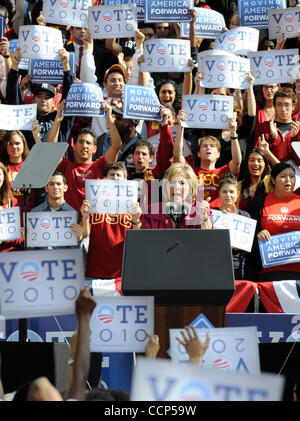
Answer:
[
  {"left": 197, "top": 136, "right": 221, "bottom": 153},
  {"left": 163, "top": 163, "right": 198, "bottom": 202}
]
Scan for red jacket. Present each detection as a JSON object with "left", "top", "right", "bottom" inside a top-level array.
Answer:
[{"left": 255, "top": 120, "right": 300, "bottom": 165}]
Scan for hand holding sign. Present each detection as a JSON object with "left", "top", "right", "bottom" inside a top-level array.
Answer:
[
  {"left": 0, "top": 36, "right": 10, "bottom": 57},
  {"left": 257, "top": 229, "right": 272, "bottom": 242},
  {"left": 145, "top": 333, "right": 160, "bottom": 358},
  {"left": 11, "top": 47, "right": 21, "bottom": 70}
]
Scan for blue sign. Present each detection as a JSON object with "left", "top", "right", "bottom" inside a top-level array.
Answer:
[
  {"left": 123, "top": 84, "right": 163, "bottom": 121},
  {"left": 144, "top": 0, "right": 193, "bottom": 23},
  {"left": 62, "top": 82, "right": 105, "bottom": 117},
  {"left": 103, "top": 0, "right": 144, "bottom": 21},
  {"left": 238, "top": 0, "right": 287, "bottom": 29},
  {"left": 227, "top": 313, "right": 300, "bottom": 343},
  {"left": 259, "top": 231, "right": 300, "bottom": 268},
  {"left": 9, "top": 39, "right": 18, "bottom": 54},
  {"left": 180, "top": 7, "right": 226, "bottom": 38},
  {"left": 29, "top": 52, "right": 76, "bottom": 84},
  {"left": 0, "top": 16, "right": 5, "bottom": 38}
]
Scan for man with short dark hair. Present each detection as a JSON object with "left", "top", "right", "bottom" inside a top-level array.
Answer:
[{"left": 255, "top": 87, "right": 300, "bottom": 164}]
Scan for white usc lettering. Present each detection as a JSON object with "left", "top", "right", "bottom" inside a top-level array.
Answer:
[{"left": 91, "top": 213, "right": 132, "bottom": 228}]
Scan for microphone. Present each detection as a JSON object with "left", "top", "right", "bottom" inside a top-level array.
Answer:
[
  {"left": 163, "top": 202, "right": 176, "bottom": 217},
  {"left": 176, "top": 202, "right": 191, "bottom": 217}
]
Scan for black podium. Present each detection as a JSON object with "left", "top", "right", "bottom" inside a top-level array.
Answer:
[{"left": 122, "top": 229, "right": 235, "bottom": 357}]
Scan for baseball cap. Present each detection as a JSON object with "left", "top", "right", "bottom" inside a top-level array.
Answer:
[
  {"left": 103, "top": 64, "right": 125, "bottom": 83},
  {"left": 32, "top": 82, "right": 56, "bottom": 97}
]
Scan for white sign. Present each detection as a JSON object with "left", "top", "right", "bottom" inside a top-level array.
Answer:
[
  {"left": 181, "top": 94, "right": 234, "bottom": 129},
  {"left": 249, "top": 49, "right": 299, "bottom": 85},
  {"left": 214, "top": 26, "right": 259, "bottom": 56},
  {"left": 169, "top": 327, "right": 260, "bottom": 374},
  {"left": 0, "top": 104, "right": 37, "bottom": 130},
  {"left": 268, "top": 7, "right": 300, "bottom": 40},
  {"left": 43, "top": 0, "right": 92, "bottom": 28},
  {"left": 131, "top": 357, "right": 284, "bottom": 401},
  {"left": 88, "top": 4, "right": 138, "bottom": 39},
  {"left": 0, "top": 207, "right": 21, "bottom": 241},
  {"left": 18, "top": 25, "right": 64, "bottom": 59},
  {"left": 140, "top": 38, "right": 191, "bottom": 73},
  {"left": 85, "top": 179, "right": 138, "bottom": 214},
  {"left": 26, "top": 211, "right": 78, "bottom": 248},
  {"left": 211, "top": 210, "right": 257, "bottom": 252},
  {"left": 89, "top": 296, "right": 154, "bottom": 352},
  {"left": 198, "top": 52, "right": 250, "bottom": 90},
  {"left": 0, "top": 249, "right": 84, "bottom": 319}
]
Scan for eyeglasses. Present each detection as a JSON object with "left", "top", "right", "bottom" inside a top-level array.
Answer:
[{"left": 262, "top": 85, "right": 277, "bottom": 90}]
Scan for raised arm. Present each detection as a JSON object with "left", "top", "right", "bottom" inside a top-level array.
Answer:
[
  {"left": 173, "top": 109, "right": 187, "bottom": 164},
  {"left": 228, "top": 113, "right": 242, "bottom": 176},
  {"left": 79, "top": 199, "right": 91, "bottom": 238},
  {"left": 66, "top": 286, "right": 96, "bottom": 401},
  {"left": 176, "top": 326, "right": 210, "bottom": 365},
  {"left": 246, "top": 71, "right": 256, "bottom": 117},
  {"left": 46, "top": 100, "right": 65, "bottom": 143},
  {"left": 103, "top": 101, "right": 122, "bottom": 164},
  {"left": 258, "top": 134, "right": 280, "bottom": 166}
]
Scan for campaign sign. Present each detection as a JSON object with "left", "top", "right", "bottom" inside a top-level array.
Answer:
[
  {"left": 249, "top": 48, "right": 299, "bottom": 85},
  {"left": 181, "top": 94, "right": 234, "bottom": 129},
  {"left": 26, "top": 211, "right": 78, "bottom": 248},
  {"left": 43, "top": 0, "right": 92, "bottom": 28},
  {"left": 89, "top": 296, "right": 154, "bottom": 352},
  {"left": 0, "top": 248, "right": 84, "bottom": 319},
  {"left": 28, "top": 53, "right": 76, "bottom": 84},
  {"left": 0, "top": 316, "right": 5, "bottom": 340},
  {"left": 214, "top": 26, "right": 259, "bottom": 55},
  {"left": 211, "top": 210, "right": 257, "bottom": 252},
  {"left": 268, "top": 7, "right": 300, "bottom": 39},
  {"left": 18, "top": 25, "right": 63, "bottom": 60},
  {"left": 0, "top": 207, "right": 21, "bottom": 242},
  {"left": 169, "top": 326, "right": 260, "bottom": 374},
  {"left": 0, "top": 16, "right": 4, "bottom": 38},
  {"left": 140, "top": 38, "right": 191, "bottom": 73},
  {"left": 9, "top": 39, "right": 29, "bottom": 71},
  {"left": 198, "top": 52, "right": 250, "bottom": 90},
  {"left": 180, "top": 7, "right": 226, "bottom": 38},
  {"left": 88, "top": 4, "right": 138, "bottom": 39},
  {"left": 238, "top": 0, "right": 287, "bottom": 29},
  {"left": 103, "top": 0, "right": 144, "bottom": 21},
  {"left": 62, "top": 82, "right": 104, "bottom": 117},
  {"left": 131, "top": 357, "right": 284, "bottom": 401},
  {"left": 259, "top": 231, "right": 300, "bottom": 268},
  {"left": 85, "top": 179, "right": 138, "bottom": 214},
  {"left": 144, "top": 0, "right": 193, "bottom": 23},
  {"left": 123, "top": 84, "right": 163, "bottom": 121},
  {"left": 0, "top": 104, "right": 37, "bottom": 130},
  {"left": 227, "top": 313, "right": 300, "bottom": 343}
]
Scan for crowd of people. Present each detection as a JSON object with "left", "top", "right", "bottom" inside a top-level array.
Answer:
[{"left": 0, "top": 0, "right": 299, "bottom": 401}]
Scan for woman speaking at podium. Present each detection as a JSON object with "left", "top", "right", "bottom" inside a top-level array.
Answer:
[{"left": 131, "top": 162, "right": 213, "bottom": 230}]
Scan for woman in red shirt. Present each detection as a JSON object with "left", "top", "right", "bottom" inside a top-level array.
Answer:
[{"left": 248, "top": 162, "right": 300, "bottom": 280}]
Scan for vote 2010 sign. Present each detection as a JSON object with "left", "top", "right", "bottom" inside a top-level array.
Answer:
[
  {"left": 259, "top": 231, "right": 300, "bottom": 268},
  {"left": 0, "top": 104, "right": 37, "bottom": 131},
  {"left": 214, "top": 26, "right": 259, "bottom": 56},
  {"left": 0, "top": 207, "right": 21, "bottom": 242},
  {"left": 238, "top": 0, "right": 287, "bottom": 29},
  {"left": 249, "top": 49, "right": 299, "bottom": 85},
  {"left": 18, "top": 25, "right": 64, "bottom": 60},
  {"left": 85, "top": 179, "right": 138, "bottom": 214},
  {"left": 268, "top": 7, "right": 300, "bottom": 40},
  {"left": 144, "top": 0, "right": 193, "bottom": 23},
  {"left": 43, "top": 0, "right": 92, "bottom": 28},
  {"left": 181, "top": 94, "right": 234, "bottom": 129},
  {"left": 88, "top": 4, "right": 138, "bottom": 39},
  {"left": 0, "top": 249, "right": 84, "bottom": 319},
  {"left": 169, "top": 326, "right": 260, "bottom": 374},
  {"left": 123, "top": 84, "right": 163, "bottom": 121},
  {"left": 104, "top": 0, "right": 144, "bottom": 21},
  {"left": 198, "top": 52, "right": 250, "bottom": 90},
  {"left": 89, "top": 296, "right": 154, "bottom": 352},
  {"left": 140, "top": 38, "right": 191, "bottom": 73},
  {"left": 131, "top": 357, "right": 284, "bottom": 401},
  {"left": 180, "top": 7, "right": 226, "bottom": 38},
  {"left": 62, "top": 82, "right": 105, "bottom": 117},
  {"left": 26, "top": 211, "right": 78, "bottom": 248},
  {"left": 211, "top": 210, "right": 257, "bottom": 252}
]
